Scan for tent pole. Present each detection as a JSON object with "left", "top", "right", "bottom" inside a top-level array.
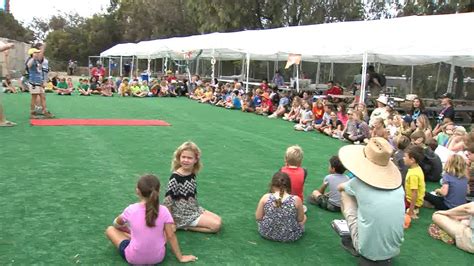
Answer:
[
  {"left": 360, "top": 52, "right": 368, "bottom": 104},
  {"left": 435, "top": 63, "right": 441, "bottom": 93},
  {"left": 447, "top": 60, "right": 455, "bottom": 94},
  {"left": 130, "top": 56, "right": 134, "bottom": 79},
  {"left": 296, "top": 65, "right": 300, "bottom": 93},
  {"left": 410, "top": 65, "right": 414, "bottom": 94},
  {"left": 119, "top": 56, "right": 123, "bottom": 76},
  {"left": 241, "top": 56, "right": 245, "bottom": 81},
  {"left": 315, "top": 61, "right": 321, "bottom": 84},
  {"left": 245, "top": 53, "right": 250, "bottom": 93},
  {"left": 330, "top": 62, "right": 334, "bottom": 80},
  {"left": 195, "top": 57, "right": 200, "bottom": 75},
  {"left": 266, "top": 61, "right": 270, "bottom": 82},
  {"left": 136, "top": 56, "right": 139, "bottom": 78},
  {"left": 147, "top": 57, "right": 151, "bottom": 75},
  {"left": 211, "top": 49, "right": 215, "bottom": 84},
  {"left": 108, "top": 56, "right": 111, "bottom": 77}
]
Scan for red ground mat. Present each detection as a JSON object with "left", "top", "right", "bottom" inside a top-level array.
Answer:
[{"left": 30, "top": 118, "right": 171, "bottom": 126}]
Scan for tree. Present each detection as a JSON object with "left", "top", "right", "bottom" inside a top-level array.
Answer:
[{"left": 0, "top": 12, "right": 34, "bottom": 42}]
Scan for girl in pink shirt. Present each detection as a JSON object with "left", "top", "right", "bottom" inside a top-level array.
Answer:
[{"left": 105, "top": 174, "right": 197, "bottom": 264}]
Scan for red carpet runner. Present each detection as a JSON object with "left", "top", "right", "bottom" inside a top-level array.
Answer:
[{"left": 30, "top": 118, "right": 171, "bottom": 127}]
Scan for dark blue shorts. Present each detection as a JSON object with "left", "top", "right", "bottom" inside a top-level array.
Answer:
[{"left": 118, "top": 239, "right": 130, "bottom": 261}]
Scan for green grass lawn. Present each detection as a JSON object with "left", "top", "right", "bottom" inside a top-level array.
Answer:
[{"left": 0, "top": 94, "right": 472, "bottom": 265}]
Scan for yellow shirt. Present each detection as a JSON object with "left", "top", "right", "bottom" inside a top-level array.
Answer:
[{"left": 405, "top": 165, "right": 425, "bottom": 207}]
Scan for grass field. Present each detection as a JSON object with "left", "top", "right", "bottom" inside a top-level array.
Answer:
[{"left": 0, "top": 94, "right": 472, "bottom": 265}]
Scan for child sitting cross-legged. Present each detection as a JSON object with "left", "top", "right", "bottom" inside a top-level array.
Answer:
[
  {"left": 308, "top": 156, "right": 348, "bottom": 212},
  {"left": 105, "top": 174, "right": 196, "bottom": 264},
  {"left": 424, "top": 154, "right": 468, "bottom": 210},
  {"left": 403, "top": 144, "right": 426, "bottom": 219},
  {"left": 164, "top": 142, "right": 222, "bottom": 233},
  {"left": 294, "top": 101, "right": 313, "bottom": 131},
  {"left": 256, "top": 172, "right": 306, "bottom": 242}
]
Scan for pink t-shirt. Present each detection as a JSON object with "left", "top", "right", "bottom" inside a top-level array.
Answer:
[{"left": 121, "top": 203, "right": 174, "bottom": 264}]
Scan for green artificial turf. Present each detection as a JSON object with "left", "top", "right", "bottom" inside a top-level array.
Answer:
[{"left": 0, "top": 94, "right": 472, "bottom": 265}]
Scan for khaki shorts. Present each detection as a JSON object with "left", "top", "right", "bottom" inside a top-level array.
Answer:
[{"left": 28, "top": 83, "right": 44, "bottom": 94}]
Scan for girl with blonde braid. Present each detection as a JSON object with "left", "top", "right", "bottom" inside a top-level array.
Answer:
[{"left": 255, "top": 172, "right": 306, "bottom": 242}]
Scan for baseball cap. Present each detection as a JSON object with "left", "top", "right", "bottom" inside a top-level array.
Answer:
[{"left": 28, "top": 48, "right": 41, "bottom": 55}]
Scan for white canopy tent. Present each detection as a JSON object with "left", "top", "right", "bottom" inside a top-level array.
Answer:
[{"left": 99, "top": 13, "right": 474, "bottom": 96}]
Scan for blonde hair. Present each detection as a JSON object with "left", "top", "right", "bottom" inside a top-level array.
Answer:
[
  {"left": 285, "top": 145, "right": 303, "bottom": 167},
  {"left": 171, "top": 141, "right": 202, "bottom": 174},
  {"left": 444, "top": 154, "right": 467, "bottom": 178},
  {"left": 416, "top": 114, "right": 432, "bottom": 131}
]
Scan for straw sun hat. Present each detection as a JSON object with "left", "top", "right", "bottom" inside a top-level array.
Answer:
[{"left": 338, "top": 137, "right": 402, "bottom": 190}]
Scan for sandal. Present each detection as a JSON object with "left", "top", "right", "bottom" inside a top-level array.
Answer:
[
  {"left": 428, "top": 223, "right": 454, "bottom": 245},
  {"left": 0, "top": 120, "right": 16, "bottom": 127}
]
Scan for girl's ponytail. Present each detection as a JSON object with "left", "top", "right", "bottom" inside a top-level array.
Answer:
[
  {"left": 275, "top": 188, "right": 284, "bottom": 208},
  {"left": 269, "top": 171, "right": 292, "bottom": 208},
  {"left": 138, "top": 174, "right": 161, "bottom": 227},
  {"left": 145, "top": 189, "right": 159, "bottom": 227}
]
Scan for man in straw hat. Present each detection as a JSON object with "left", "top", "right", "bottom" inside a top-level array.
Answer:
[{"left": 337, "top": 137, "right": 405, "bottom": 264}]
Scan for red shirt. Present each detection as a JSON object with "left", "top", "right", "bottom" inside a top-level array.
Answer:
[
  {"left": 280, "top": 166, "right": 307, "bottom": 201},
  {"left": 324, "top": 86, "right": 342, "bottom": 95},
  {"left": 90, "top": 67, "right": 105, "bottom": 79},
  {"left": 312, "top": 106, "right": 324, "bottom": 120}
]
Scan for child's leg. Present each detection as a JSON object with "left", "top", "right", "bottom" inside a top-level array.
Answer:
[
  {"left": 186, "top": 211, "right": 222, "bottom": 233},
  {"left": 432, "top": 213, "right": 464, "bottom": 239},
  {"left": 105, "top": 226, "right": 130, "bottom": 248}
]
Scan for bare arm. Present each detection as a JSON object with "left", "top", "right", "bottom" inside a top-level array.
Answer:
[
  {"left": 294, "top": 196, "right": 305, "bottom": 223},
  {"left": 164, "top": 223, "right": 196, "bottom": 263},
  {"left": 255, "top": 194, "right": 268, "bottom": 221},
  {"left": 436, "top": 184, "right": 449, "bottom": 197},
  {"left": 112, "top": 215, "right": 126, "bottom": 227},
  {"left": 0, "top": 43, "right": 14, "bottom": 52},
  {"left": 318, "top": 182, "right": 328, "bottom": 194}
]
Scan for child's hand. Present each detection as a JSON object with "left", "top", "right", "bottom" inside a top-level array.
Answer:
[{"left": 179, "top": 255, "right": 197, "bottom": 263}]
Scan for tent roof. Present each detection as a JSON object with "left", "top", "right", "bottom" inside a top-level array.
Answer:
[{"left": 99, "top": 13, "right": 474, "bottom": 67}]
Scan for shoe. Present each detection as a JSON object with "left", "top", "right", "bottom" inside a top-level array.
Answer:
[
  {"left": 268, "top": 114, "right": 277, "bottom": 119},
  {"left": 341, "top": 237, "right": 359, "bottom": 257},
  {"left": 303, "top": 205, "right": 307, "bottom": 213},
  {"left": 0, "top": 120, "right": 16, "bottom": 127},
  {"left": 43, "top": 112, "right": 55, "bottom": 119}
]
